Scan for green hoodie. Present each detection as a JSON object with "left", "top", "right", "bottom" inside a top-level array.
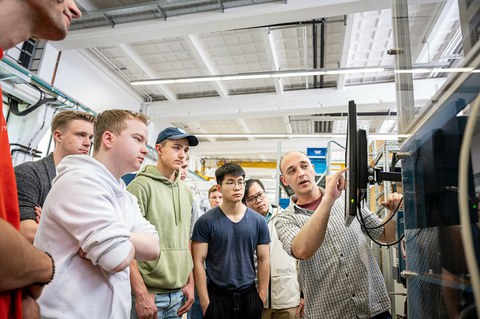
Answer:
[{"left": 127, "top": 165, "right": 193, "bottom": 293}]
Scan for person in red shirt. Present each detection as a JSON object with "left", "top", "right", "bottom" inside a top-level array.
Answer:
[{"left": 0, "top": 1, "right": 82, "bottom": 318}]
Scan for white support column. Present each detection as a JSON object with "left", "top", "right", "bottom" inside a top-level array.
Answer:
[
  {"left": 275, "top": 141, "right": 282, "bottom": 206},
  {"left": 392, "top": 0, "right": 415, "bottom": 134}
]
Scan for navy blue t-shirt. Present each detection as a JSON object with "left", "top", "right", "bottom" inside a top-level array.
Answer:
[{"left": 192, "top": 206, "right": 270, "bottom": 291}]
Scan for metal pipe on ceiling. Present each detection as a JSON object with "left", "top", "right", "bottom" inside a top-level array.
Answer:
[
  {"left": 292, "top": 111, "right": 398, "bottom": 118},
  {"left": 320, "top": 18, "right": 326, "bottom": 88},
  {"left": 303, "top": 25, "right": 309, "bottom": 90},
  {"left": 255, "top": 18, "right": 348, "bottom": 31},
  {"left": 71, "top": 0, "right": 284, "bottom": 30},
  {"left": 313, "top": 19, "right": 318, "bottom": 89},
  {"left": 0, "top": 58, "right": 96, "bottom": 115},
  {"left": 217, "top": 0, "right": 224, "bottom": 13}
]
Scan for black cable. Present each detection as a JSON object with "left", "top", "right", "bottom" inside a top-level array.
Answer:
[
  {"left": 356, "top": 204, "right": 405, "bottom": 247},
  {"left": 7, "top": 86, "right": 57, "bottom": 117},
  {"left": 9, "top": 143, "right": 42, "bottom": 157},
  {"left": 360, "top": 197, "right": 403, "bottom": 230}
]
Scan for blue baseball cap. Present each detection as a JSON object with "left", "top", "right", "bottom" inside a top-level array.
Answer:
[{"left": 155, "top": 127, "right": 199, "bottom": 146}]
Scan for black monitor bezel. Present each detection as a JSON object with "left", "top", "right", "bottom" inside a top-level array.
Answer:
[
  {"left": 345, "top": 100, "right": 357, "bottom": 226},
  {"left": 358, "top": 128, "right": 368, "bottom": 201}
]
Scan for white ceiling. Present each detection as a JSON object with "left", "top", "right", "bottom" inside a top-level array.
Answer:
[{"left": 46, "top": 0, "right": 464, "bottom": 179}]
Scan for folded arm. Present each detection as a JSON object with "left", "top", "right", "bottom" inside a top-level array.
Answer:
[{"left": 129, "top": 232, "right": 160, "bottom": 262}]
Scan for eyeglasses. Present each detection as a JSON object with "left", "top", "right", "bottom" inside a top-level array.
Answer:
[
  {"left": 223, "top": 180, "right": 246, "bottom": 189},
  {"left": 246, "top": 191, "right": 267, "bottom": 204}
]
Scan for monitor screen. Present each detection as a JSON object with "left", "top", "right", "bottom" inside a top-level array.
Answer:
[
  {"left": 358, "top": 128, "right": 368, "bottom": 200},
  {"left": 344, "top": 101, "right": 369, "bottom": 227},
  {"left": 345, "top": 100, "right": 357, "bottom": 226}
]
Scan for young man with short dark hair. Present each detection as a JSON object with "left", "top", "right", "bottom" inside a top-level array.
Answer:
[{"left": 192, "top": 163, "right": 270, "bottom": 319}]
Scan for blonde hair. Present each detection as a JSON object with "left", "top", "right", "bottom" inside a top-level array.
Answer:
[
  {"left": 208, "top": 184, "right": 220, "bottom": 197},
  {"left": 51, "top": 110, "right": 95, "bottom": 134},
  {"left": 93, "top": 109, "right": 149, "bottom": 152}
]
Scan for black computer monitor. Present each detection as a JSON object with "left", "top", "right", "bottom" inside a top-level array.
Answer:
[
  {"left": 345, "top": 101, "right": 357, "bottom": 226},
  {"left": 345, "top": 100, "right": 369, "bottom": 227},
  {"left": 358, "top": 129, "right": 369, "bottom": 198}
]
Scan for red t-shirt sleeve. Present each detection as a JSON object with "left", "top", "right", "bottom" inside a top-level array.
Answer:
[{"left": 0, "top": 48, "right": 23, "bottom": 319}]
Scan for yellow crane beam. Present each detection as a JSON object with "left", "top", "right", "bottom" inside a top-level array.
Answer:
[{"left": 217, "top": 160, "right": 277, "bottom": 169}]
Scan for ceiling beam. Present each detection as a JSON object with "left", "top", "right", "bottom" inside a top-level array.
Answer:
[
  {"left": 146, "top": 78, "right": 445, "bottom": 121},
  {"left": 238, "top": 118, "right": 255, "bottom": 142},
  {"left": 414, "top": 0, "right": 458, "bottom": 64},
  {"left": 56, "top": 0, "right": 404, "bottom": 50},
  {"left": 262, "top": 29, "right": 284, "bottom": 95},
  {"left": 184, "top": 34, "right": 229, "bottom": 99},
  {"left": 117, "top": 43, "right": 177, "bottom": 102},
  {"left": 190, "top": 121, "right": 217, "bottom": 143},
  {"left": 195, "top": 137, "right": 345, "bottom": 157},
  {"left": 283, "top": 115, "right": 293, "bottom": 140},
  {"left": 75, "top": 0, "right": 98, "bottom": 11},
  {"left": 337, "top": 14, "right": 355, "bottom": 90}
]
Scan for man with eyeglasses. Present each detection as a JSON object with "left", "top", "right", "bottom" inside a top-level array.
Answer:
[
  {"left": 192, "top": 163, "right": 270, "bottom": 319},
  {"left": 243, "top": 179, "right": 304, "bottom": 319}
]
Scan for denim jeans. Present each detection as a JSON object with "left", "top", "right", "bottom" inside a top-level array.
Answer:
[
  {"left": 187, "top": 287, "right": 203, "bottom": 319},
  {"left": 131, "top": 290, "right": 184, "bottom": 319}
]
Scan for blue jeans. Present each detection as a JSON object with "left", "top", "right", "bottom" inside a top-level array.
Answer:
[
  {"left": 187, "top": 287, "right": 203, "bottom": 319},
  {"left": 131, "top": 290, "right": 184, "bottom": 319}
]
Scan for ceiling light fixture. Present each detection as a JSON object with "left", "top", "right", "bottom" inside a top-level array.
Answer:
[
  {"left": 325, "top": 67, "right": 385, "bottom": 75},
  {"left": 433, "top": 67, "right": 474, "bottom": 73},
  {"left": 274, "top": 71, "right": 326, "bottom": 78},
  {"left": 394, "top": 68, "right": 432, "bottom": 74},
  {"left": 175, "top": 76, "right": 222, "bottom": 83},
  {"left": 130, "top": 67, "right": 386, "bottom": 86},
  {"left": 130, "top": 64, "right": 475, "bottom": 86},
  {"left": 192, "top": 133, "right": 408, "bottom": 141},
  {"left": 221, "top": 74, "right": 272, "bottom": 81}
]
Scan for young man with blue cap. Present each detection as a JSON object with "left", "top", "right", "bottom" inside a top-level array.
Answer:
[{"left": 128, "top": 127, "right": 199, "bottom": 319}]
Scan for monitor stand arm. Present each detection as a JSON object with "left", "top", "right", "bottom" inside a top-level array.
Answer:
[{"left": 368, "top": 167, "right": 402, "bottom": 184}]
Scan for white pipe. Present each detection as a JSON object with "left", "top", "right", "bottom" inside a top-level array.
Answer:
[
  {"left": 1, "top": 82, "right": 42, "bottom": 105},
  {"left": 458, "top": 93, "right": 480, "bottom": 318}
]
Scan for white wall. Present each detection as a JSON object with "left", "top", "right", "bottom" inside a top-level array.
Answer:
[{"left": 37, "top": 43, "right": 142, "bottom": 113}]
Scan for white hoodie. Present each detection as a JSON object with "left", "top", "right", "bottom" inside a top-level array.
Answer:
[{"left": 35, "top": 155, "right": 158, "bottom": 319}]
